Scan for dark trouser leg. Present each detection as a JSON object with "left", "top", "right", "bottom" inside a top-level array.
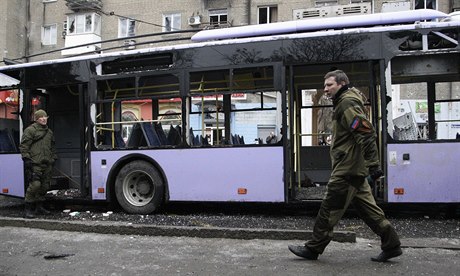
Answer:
[
  {"left": 37, "top": 165, "right": 52, "bottom": 202},
  {"left": 24, "top": 202, "right": 36, "bottom": 219},
  {"left": 306, "top": 176, "right": 356, "bottom": 254},
  {"left": 25, "top": 179, "right": 42, "bottom": 203},
  {"left": 351, "top": 178, "right": 401, "bottom": 251},
  {"left": 32, "top": 164, "right": 52, "bottom": 215},
  {"left": 25, "top": 164, "right": 52, "bottom": 212},
  {"left": 25, "top": 164, "right": 51, "bottom": 202}
]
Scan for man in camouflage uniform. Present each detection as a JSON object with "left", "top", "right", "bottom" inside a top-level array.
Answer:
[
  {"left": 20, "top": 109, "right": 57, "bottom": 218},
  {"left": 289, "top": 70, "right": 402, "bottom": 262}
]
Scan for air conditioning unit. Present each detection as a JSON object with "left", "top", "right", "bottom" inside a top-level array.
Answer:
[
  {"left": 293, "top": 3, "right": 370, "bottom": 20},
  {"left": 188, "top": 15, "right": 201, "bottom": 26},
  {"left": 124, "top": 39, "right": 136, "bottom": 50}
]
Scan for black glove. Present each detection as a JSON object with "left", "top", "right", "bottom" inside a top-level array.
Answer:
[{"left": 369, "top": 166, "right": 384, "bottom": 181}]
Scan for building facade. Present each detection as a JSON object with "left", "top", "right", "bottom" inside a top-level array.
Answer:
[{"left": 0, "top": 0, "right": 458, "bottom": 64}]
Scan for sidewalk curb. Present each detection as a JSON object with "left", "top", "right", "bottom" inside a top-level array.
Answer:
[
  {"left": 400, "top": 238, "right": 460, "bottom": 251},
  {"left": 0, "top": 216, "right": 356, "bottom": 242}
]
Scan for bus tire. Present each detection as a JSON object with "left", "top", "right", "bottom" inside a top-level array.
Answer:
[{"left": 115, "top": 160, "right": 164, "bottom": 214}]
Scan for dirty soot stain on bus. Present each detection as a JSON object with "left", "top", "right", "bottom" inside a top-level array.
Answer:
[{"left": 187, "top": 34, "right": 375, "bottom": 68}]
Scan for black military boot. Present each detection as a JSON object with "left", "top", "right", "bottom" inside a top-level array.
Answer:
[
  {"left": 371, "top": 246, "right": 403, "bottom": 262},
  {"left": 24, "top": 202, "right": 36, "bottom": 219},
  {"left": 35, "top": 202, "right": 51, "bottom": 215},
  {"left": 288, "top": 245, "right": 319, "bottom": 260}
]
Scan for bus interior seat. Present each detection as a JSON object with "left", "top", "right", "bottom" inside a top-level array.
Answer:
[
  {"left": 231, "top": 134, "right": 237, "bottom": 144},
  {"left": 191, "top": 134, "right": 210, "bottom": 146},
  {"left": 189, "top": 127, "right": 196, "bottom": 145},
  {"left": 231, "top": 134, "right": 245, "bottom": 145},
  {"left": 114, "top": 130, "right": 125, "bottom": 148},
  {"left": 141, "top": 122, "right": 161, "bottom": 147},
  {"left": 102, "top": 130, "right": 125, "bottom": 149},
  {"left": 167, "top": 125, "right": 182, "bottom": 146},
  {"left": 126, "top": 123, "right": 147, "bottom": 147},
  {"left": 154, "top": 122, "right": 169, "bottom": 145}
]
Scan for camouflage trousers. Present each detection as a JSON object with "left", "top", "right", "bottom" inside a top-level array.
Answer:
[
  {"left": 305, "top": 175, "right": 401, "bottom": 254},
  {"left": 25, "top": 163, "right": 52, "bottom": 203}
]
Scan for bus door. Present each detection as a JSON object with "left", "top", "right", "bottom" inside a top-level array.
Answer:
[
  {"left": 25, "top": 84, "right": 88, "bottom": 198},
  {"left": 386, "top": 54, "right": 460, "bottom": 203},
  {"left": 49, "top": 84, "right": 89, "bottom": 197},
  {"left": 289, "top": 62, "right": 381, "bottom": 201},
  {"left": 0, "top": 83, "right": 22, "bottom": 197}
]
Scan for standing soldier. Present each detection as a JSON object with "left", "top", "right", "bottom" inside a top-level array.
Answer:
[
  {"left": 20, "top": 109, "right": 57, "bottom": 218},
  {"left": 288, "top": 70, "right": 402, "bottom": 262}
]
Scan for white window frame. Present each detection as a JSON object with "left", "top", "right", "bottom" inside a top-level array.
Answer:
[
  {"left": 41, "top": 24, "right": 57, "bottom": 45},
  {"left": 163, "top": 13, "right": 181, "bottom": 32},
  {"left": 414, "top": 0, "right": 436, "bottom": 10},
  {"left": 67, "top": 13, "right": 101, "bottom": 35},
  {"left": 315, "top": 0, "right": 338, "bottom": 6},
  {"left": 257, "top": 6, "right": 278, "bottom": 24},
  {"left": 209, "top": 9, "right": 228, "bottom": 25},
  {"left": 118, "top": 18, "right": 136, "bottom": 38},
  {"left": 42, "top": 0, "right": 57, "bottom": 2}
]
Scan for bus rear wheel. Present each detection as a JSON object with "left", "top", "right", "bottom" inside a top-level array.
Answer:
[{"left": 115, "top": 160, "right": 164, "bottom": 214}]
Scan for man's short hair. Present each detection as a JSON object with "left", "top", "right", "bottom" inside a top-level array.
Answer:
[{"left": 324, "top": 70, "right": 350, "bottom": 85}]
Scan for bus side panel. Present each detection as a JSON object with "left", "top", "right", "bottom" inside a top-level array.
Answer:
[
  {"left": 387, "top": 143, "right": 460, "bottom": 203},
  {"left": 91, "top": 147, "right": 285, "bottom": 202},
  {"left": 0, "top": 154, "right": 25, "bottom": 197}
]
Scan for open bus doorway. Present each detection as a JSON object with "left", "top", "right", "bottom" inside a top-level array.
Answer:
[
  {"left": 31, "top": 84, "right": 88, "bottom": 199},
  {"left": 288, "top": 61, "right": 382, "bottom": 201}
]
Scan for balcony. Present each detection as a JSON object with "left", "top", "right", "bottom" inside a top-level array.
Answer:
[{"left": 65, "top": 0, "right": 102, "bottom": 12}]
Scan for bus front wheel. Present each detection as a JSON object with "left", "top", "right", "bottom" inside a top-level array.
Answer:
[{"left": 115, "top": 160, "right": 164, "bottom": 214}]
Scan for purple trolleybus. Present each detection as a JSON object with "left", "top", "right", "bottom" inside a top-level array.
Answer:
[{"left": 1, "top": 10, "right": 459, "bottom": 214}]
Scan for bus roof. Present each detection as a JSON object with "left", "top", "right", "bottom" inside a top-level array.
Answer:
[
  {"left": 191, "top": 9, "right": 448, "bottom": 42},
  {"left": 0, "top": 10, "right": 459, "bottom": 73}
]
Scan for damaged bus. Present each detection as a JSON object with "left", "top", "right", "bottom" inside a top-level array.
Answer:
[{"left": 1, "top": 9, "right": 459, "bottom": 214}]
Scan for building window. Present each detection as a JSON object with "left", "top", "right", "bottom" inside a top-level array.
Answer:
[
  {"left": 315, "top": 0, "right": 338, "bottom": 6},
  {"left": 209, "top": 9, "right": 228, "bottom": 26},
  {"left": 62, "top": 21, "right": 67, "bottom": 37},
  {"left": 119, "top": 18, "right": 136, "bottom": 38},
  {"left": 415, "top": 0, "right": 436, "bottom": 9},
  {"left": 163, "top": 13, "right": 181, "bottom": 32},
  {"left": 258, "top": 6, "right": 278, "bottom": 24},
  {"left": 42, "top": 24, "right": 57, "bottom": 45},
  {"left": 67, "top": 13, "right": 101, "bottom": 35}
]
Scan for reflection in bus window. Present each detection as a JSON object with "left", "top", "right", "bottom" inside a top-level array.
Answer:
[
  {"left": 390, "top": 83, "right": 429, "bottom": 140},
  {"left": 0, "top": 89, "right": 20, "bottom": 152},
  {"left": 435, "top": 82, "right": 460, "bottom": 140},
  {"left": 389, "top": 82, "right": 460, "bottom": 141}
]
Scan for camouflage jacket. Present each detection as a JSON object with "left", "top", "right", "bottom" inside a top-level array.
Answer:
[
  {"left": 330, "top": 86, "right": 379, "bottom": 177},
  {"left": 19, "top": 122, "right": 57, "bottom": 165}
]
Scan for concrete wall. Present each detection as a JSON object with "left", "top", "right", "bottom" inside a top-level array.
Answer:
[{"left": 0, "top": 0, "right": 27, "bottom": 63}]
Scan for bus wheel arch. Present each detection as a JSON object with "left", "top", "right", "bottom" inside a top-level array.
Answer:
[{"left": 109, "top": 154, "right": 169, "bottom": 214}]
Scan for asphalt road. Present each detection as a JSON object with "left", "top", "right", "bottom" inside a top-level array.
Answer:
[
  {"left": 1, "top": 226, "right": 459, "bottom": 276},
  {"left": 1, "top": 196, "right": 460, "bottom": 275}
]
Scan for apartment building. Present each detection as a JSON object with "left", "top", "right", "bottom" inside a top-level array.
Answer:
[{"left": 0, "top": 0, "right": 457, "bottom": 64}]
